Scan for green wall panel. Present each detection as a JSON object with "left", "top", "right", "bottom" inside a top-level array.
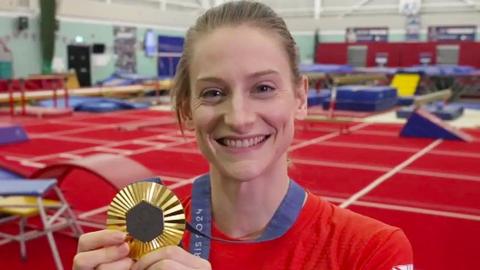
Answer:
[
  {"left": 0, "top": 16, "right": 42, "bottom": 78},
  {"left": 293, "top": 34, "right": 315, "bottom": 63}
]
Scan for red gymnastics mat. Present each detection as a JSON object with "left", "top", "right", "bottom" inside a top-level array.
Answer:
[{"left": 0, "top": 110, "right": 479, "bottom": 270}]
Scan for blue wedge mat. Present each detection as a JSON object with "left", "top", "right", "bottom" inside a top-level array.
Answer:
[
  {"left": 0, "top": 124, "right": 29, "bottom": 145},
  {"left": 0, "top": 167, "right": 23, "bottom": 180}
]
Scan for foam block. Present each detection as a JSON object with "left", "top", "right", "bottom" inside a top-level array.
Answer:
[
  {"left": 323, "top": 98, "right": 397, "bottom": 112},
  {"left": 397, "top": 96, "right": 415, "bottom": 106},
  {"left": 307, "top": 89, "right": 330, "bottom": 107},
  {"left": 400, "top": 109, "right": 473, "bottom": 142},
  {"left": 324, "top": 85, "right": 398, "bottom": 112},
  {"left": 0, "top": 123, "right": 29, "bottom": 145},
  {"left": 336, "top": 85, "right": 397, "bottom": 102}
]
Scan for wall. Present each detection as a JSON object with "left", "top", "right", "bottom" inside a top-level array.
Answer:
[
  {"left": 315, "top": 41, "right": 480, "bottom": 68},
  {"left": 1, "top": 0, "right": 479, "bottom": 74},
  {"left": 0, "top": 13, "right": 184, "bottom": 83},
  {"left": 0, "top": 16, "right": 317, "bottom": 80},
  {"left": 286, "top": 11, "right": 480, "bottom": 63},
  {"left": 0, "top": 15, "right": 42, "bottom": 78},
  {"left": 293, "top": 32, "right": 316, "bottom": 63}
]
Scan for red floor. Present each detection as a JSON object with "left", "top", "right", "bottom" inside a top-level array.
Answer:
[{"left": 0, "top": 109, "right": 479, "bottom": 270}]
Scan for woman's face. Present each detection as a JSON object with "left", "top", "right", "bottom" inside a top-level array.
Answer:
[{"left": 188, "top": 25, "right": 307, "bottom": 181}]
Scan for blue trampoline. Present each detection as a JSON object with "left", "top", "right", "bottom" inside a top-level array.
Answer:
[
  {"left": 300, "top": 64, "right": 354, "bottom": 74},
  {"left": 37, "top": 96, "right": 149, "bottom": 113},
  {"left": 400, "top": 65, "right": 476, "bottom": 76},
  {"left": 450, "top": 101, "right": 480, "bottom": 111},
  {"left": 97, "top": 72, "right": 158, "bottom": 86}
]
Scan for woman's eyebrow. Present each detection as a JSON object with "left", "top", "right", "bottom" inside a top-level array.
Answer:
[
  {"left": 195, "top": 69, "right": 280, "bottom": 85},
  {"left": 195, "top": 76, "right": 225, "bottom": 84},
  {"left": 246, "top": 69, "right": 280, "bottom": 79}
]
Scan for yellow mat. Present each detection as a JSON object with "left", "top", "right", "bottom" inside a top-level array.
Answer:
[
  {"left": 0, "top": 196, "right": 60, "bottom": 217},
  {"left": 390, "top": 73, "right": 420, "bottom": 97}
]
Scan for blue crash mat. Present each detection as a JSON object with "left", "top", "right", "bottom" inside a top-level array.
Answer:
[
  {"left": 335, "top": 85, "right": 397, "bottom": 102},
  {"left": 322, "top": 85, "right": 398, "bottom": 112}
]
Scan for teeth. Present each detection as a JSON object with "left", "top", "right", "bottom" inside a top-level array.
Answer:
[{"left": 223, "top": 136, "right": 266, "bottom": 148}]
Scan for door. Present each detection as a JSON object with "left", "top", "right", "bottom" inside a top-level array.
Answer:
[
  {"left": 347, "top": 45, "right": 367, "bottom": 67},
  {"left": 67, "top": 45, "right": 91, "bottom": 87},
  {"left": 436, "top": 45, "right": 459, "bottom": 65}
]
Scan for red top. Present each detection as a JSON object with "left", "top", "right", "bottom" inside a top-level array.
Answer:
[{"left": 182, "top": 193, "right": 413, "bottom": 270}]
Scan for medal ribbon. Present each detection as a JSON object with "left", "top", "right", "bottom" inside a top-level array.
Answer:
[{"left": 188, "top": 174, "right": 306, "bottom": 260}]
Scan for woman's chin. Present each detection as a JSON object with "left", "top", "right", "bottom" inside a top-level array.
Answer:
[{"left": 217, "top": 161, "right": 267, "bottom": 182}]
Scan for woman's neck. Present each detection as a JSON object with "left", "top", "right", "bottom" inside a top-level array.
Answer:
[{"left": 209, "top": 161, "right": 290, "bottom": 240}]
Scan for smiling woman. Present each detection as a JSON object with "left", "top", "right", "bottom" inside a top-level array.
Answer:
[
  {"left": 187, "top": 24, "right": 306, "bottom": 183},
  {"left": 73, "top": 1, "right": 413, "bottom": 270}
]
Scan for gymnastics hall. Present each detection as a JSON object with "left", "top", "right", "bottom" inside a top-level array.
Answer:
[{"left": 0, "top": 0, "right": 479, "bottom": 269}]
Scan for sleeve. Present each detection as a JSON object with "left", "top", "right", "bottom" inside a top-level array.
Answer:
[{"left": 359, "top": 229, "right": 414, "bottom": 270}]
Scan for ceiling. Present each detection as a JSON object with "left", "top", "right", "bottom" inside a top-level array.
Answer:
[
  {"left": 4, "top": 0, "right": 480, "bottom": 18},
  {"left": 88, "top": 0, "right": 480, "bottom": 17}
]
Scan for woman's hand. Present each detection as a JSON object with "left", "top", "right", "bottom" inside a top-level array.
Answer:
[
  {"left": 73, "top": 230, "right": 134, "bottom": 270},
  {"left": 132, "top": 246, "right": 211, "bottom": 270}
]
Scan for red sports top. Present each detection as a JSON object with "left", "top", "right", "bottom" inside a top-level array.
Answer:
[{"left": 182, "top": 193, "right": 413, "bottom": 270}]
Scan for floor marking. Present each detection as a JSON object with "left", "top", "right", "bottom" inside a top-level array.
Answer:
[
  {"left": 325, "top": 196, "right": 480, "bottom": 222},
  {"left": 339, "top": 139, "right": 442, "bottom": 208},
  {"left": 289, "top": 122, "right": 370, "bottom": 151}
]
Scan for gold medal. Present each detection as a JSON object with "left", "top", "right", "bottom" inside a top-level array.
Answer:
[{"left": 106, "top": 181, "right": 186, "bottom": 260}]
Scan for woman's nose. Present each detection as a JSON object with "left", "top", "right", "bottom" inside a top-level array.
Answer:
[{"left": 223, "top": 94, "right": 256, "bottom": 133}]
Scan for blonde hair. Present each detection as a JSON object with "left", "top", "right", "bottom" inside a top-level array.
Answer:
[{"left": 172, "top": 1, "right": 300, "bottom": 130}]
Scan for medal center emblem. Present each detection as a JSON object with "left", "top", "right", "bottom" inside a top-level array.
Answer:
[{"left": 126, "top": 200, "right": 164, "bottom": 242}]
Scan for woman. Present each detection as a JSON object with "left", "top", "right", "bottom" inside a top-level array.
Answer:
[{"left": 73, "top": 2, "right": 413, "bottom": 270}]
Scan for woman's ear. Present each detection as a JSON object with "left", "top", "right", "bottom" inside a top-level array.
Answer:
[{"left": 295, "top": 75, "right": 308, "bottom": 120}]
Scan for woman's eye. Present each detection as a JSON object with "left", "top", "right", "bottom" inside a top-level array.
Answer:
[
  {"left": 253, "top": 84, "right": 276, "bottom": 96},
  {"left": 200, "top": 88, "right": 224, "bottom": 102}
]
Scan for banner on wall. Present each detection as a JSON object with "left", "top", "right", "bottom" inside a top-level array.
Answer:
[
  {"left": 157, "top": 35, "right": 184, "bottom": 78},
  {"left": 113, "top": 26, "right": 137, "bottom": 73},
  {"left": 428, "top": 25, "right": 477, "bottom": 41},
  {"left": 405, "top": 15, "right": 421, "bottom": 41},
  {"left": 345, "top": 27, "right": 389, "bottom": 43}
]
